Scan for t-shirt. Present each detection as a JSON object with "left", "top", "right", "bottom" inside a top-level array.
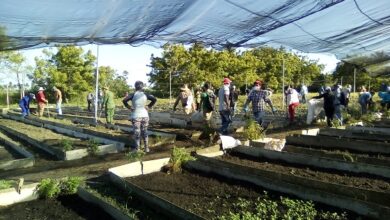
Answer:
[{"left": 218, "top": 85, "right": 230, "bottom": 111}]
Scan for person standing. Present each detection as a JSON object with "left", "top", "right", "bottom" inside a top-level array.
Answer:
[
  {"left": 243, "top": 80, "right": 270, "bottom": 126},
  {"left": 36, "top": 87, "right": 48, "bottom": 117},
  {"left": 19, "top": 93, "right": 35, "bottom": 117},
  {"left": 285, "top": 85, "right": 300, "bottom": 123},
  {"left": 300, "top": 84, "right": 308, "bottom": 104},
  {"left": 218, "top": 78, "right": 232, "bottom": 135},
  {"left": 199, "top": 82, "right": 216, "bottom": 127},
  {"left": 230, "top": 85, "right": 239, "bottom": 116},
  {"left": 358, "top": 86, "right": 371, "bottom": 115},
  {"left": 87, "top": 92, "right": 94, "bottom": 112},
  {"left": 102, "top": 86, "right": 115, "bottom": 126},
  {"left": 332, "top": 84, "right": 343, "bottom": 125},
  {"left": 173, "top": 84, "right": 194, "bottom": 115},
  {"left": 53, "top": 86, "right": 62, "bottom": 115},
  {"left": 341, "top": 84, "right": 352, "bottom": 108},
  {"left": 313, "top": 87, "right": 335, "bottom": 127},
  {"left": 123, "top": 81, "right": 157, "bottom": 153},
  {"left": 195, "top": 87, "right": 202, "bottom": 111}
]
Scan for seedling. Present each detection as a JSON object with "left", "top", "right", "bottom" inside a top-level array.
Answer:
[
  {"left": 87, "top": 138, "right": 100, "bottom": 155},
  {"left": 61, "top": 176, "right": 84, "bottom": 195},
  {"left": 60, "top": 139, "right": 74, "bottom": 151},
  {"left": 0, "top": 179, "right": 15, "bottom": 190},
  {"left": 166, "top": 147, "right": 195, "bottom": 173},
  {"left": 126, "top": 150, "right": 146, "bottom": 174},
  {"left": 37, "top": 178, "right": 61, "bottom": 199},
  {"left": 243, "top": 118, "right": 265, "bottom": 140}
]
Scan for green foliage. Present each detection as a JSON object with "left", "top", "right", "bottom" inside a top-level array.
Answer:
[
  {"left": 243, "top": 118, "right": 265, "bottom": 140},
  {"left": 61, "top": 176, "right": 84, "bottom": 195},
  {"left": 0, "top": 179, "right": 15, "bottom": 190},
  {"left": 168, "top": 147, "right": 195, "bottom": 173},
  {"left": 126, "top": 150, "right": 145, "bottom": 163},
  {"left": 148, "top": 44, "right": 323, "bottom": 96},
  {"left": 87, "top": 138, "right": 99, "bottom": 155},
  {"left": 60, "top": 139, "right": 74, "bottom": 151},
  {"left": 37, "top": 177, "right": 84, "bottom": 199},
  {"left": 37, "top": 178, "right": 61, "bottom": 199},
  {"left": 216, "top": 192, "right": 348, "bottom": 220}
]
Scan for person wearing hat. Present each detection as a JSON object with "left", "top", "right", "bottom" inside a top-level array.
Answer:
[
  {"left": 312, "top": 86, "right": 335, "bottom": 127},
  {"left": 19, "top": 93, "right": 35, "bottom": 117},
  {"left": 53, "top": 86, "right": 62, "bottom": 115},
  {"left": 123, "top": 81, "right": 157, "bottom": 153},
  {"left": 173, "top": 84, "right": 194, "bottom": 115},
  {"left": 285, "top": 85, "right": 300, "bottom": 124},
  {"left": 36, "top": 87, "right": 48, "bottom": 117},
  {"left": 102, "top": 86, "right": 116, "bottom": 126},
  {"left": 217, "top": 77, "right": 232, "bottom": 135}
]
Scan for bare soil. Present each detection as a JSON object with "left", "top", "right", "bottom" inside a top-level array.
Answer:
[
  {"left": 0, "top": 195, "right": 114, "bottom": 220},
  {"left": 220, "top": 153, "right": 390, "bottom": 193}
]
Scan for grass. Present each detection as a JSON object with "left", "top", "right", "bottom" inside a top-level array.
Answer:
[{"left": 0, "top": 179, "right": 15, "bottom": 190}]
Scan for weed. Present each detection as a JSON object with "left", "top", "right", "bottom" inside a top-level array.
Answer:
[
  {"left": 167, "top": 147, "right": 195, "bottom": 173},
  {"left": 60, "top": 139, "right": 74, "bottom": 151},
  {"left": 37, "top": 178, "right": 61, "bottom": 199},
  {"left": 126, "top": 150, "right": 145, "bottom": 163},
  {"left": 87, "top": 138, "right": 100, "bottom": 155},
  {"left": 0, "top": 179, "right": 15, "bottom": 190},
  {"left": 243, "top": 118, "right": 265, "bottom": 140}
]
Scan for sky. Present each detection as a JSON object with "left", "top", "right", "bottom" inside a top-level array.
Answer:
[{"left": 18, "top": 44, "right": 339, "bottom": 87}]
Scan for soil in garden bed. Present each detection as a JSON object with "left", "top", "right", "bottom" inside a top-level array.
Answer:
[
  {"left": 127, "top": 170, "right": 357, "bottom": 219},
  {"left": 0, "top": 194, "right": 114, "bottom": 220},
  {"left": 284, "top": 145, "right": 390, "bottom": 167},
  {"left": 0, "top": 145, "right": 23, "bottom": 160},
  {"left": 0, "top": 118, "right": 90, "bottom": 150},
  {"left": 221, "top": 153, "right": 390, "bottom": 193}
]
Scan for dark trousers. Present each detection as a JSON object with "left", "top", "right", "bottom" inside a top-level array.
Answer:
[
  {"left": 219, "top": 110, "right": 231, "bottom": 135},
  {"left": 87, "top": 100, "right": 92, "bottom": 111}
]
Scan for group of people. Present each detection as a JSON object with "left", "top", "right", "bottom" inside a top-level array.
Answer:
[{"left": 19, "top": 86, "right": 62, "bottom": 118}]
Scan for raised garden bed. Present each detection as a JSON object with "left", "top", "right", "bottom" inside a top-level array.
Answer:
[
  {"left": 232, "top": 145, "right": 390, "bottom": 179},
  {"left": 0, "top": 193, "right": 115, "bottom": 220},
  {"left": 318, "top": 127, "right": 390, "bottom": 142},
  {"left": 109, "top": 158, "right": 360, "bottom": 219},
  {"left": 0, "top": 118, "right": 121, "bottom": 160},
  {"left": 0, "top": 131, "right": 34, "bottom": 171}
]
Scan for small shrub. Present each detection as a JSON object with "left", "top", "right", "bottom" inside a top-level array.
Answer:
[
  {"left": 126, "top": 150, "right": 145, "bottom": 163},
  {"left": 60, "top": 139, "right": 74, "bottom": 151},
  {"left": 87, "top": 138, "right": 100, "bottom": 155},
  {"left": 243, "top": 118, "right": 265, "bottom": 140},
  {"left": 61, "top": 176, "right": 84, "bottom": 195},
  {"left": 37, "top": 178, "right": 61, "bottom": 199},
  {"left": 168, "top": 147, "right": 195, "bottom": 173},
  {"left": 0, "top": 179, "right": 15, "bottom": 190}
]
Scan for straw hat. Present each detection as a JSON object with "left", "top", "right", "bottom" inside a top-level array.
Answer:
[{"left": 180, "top": 84, "right": 189, "bottom": 91}]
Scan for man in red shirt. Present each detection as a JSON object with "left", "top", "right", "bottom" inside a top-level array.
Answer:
[{"left": 36, "top": 87, "right": 48, "bottom": 117}]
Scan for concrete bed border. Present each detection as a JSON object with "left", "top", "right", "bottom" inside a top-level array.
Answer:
[
  {"left": 232, "top": 146, "right": 390, "bottom": 178},
  {"left": 286, "top": 134, "right": 390, "bottom": 154},
  {"left": 319, "top": 128, "right": 390, "bottom": 142},
  {"left": 184, "top": 155, "right": 390, "bottom": 219},
  {"left": 0, "top": 116, "right": 124, "bottom": 160},
  {"left": 347, "top": 126, "right": 390, "bottom": 135},
  {"left": 108, "top": 158, "right": 203, "bottom": 220},
  {"left": 0, "top": 133, "right": 34, "bottom": 171}
]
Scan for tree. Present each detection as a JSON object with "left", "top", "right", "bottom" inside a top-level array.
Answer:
[{"left": 32, "top": 46, "right": 96, "bottom": 101}]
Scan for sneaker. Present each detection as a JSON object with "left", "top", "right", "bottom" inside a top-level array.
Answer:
[{"left": 144, "top": 147, "right": 150, "bottom": 153}]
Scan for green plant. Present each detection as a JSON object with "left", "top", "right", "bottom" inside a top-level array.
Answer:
[
  {"left": 60, "top": 139, "right": 74, "bottom": 151},
  {"left": 243, "top": 118, "right": 265, "bottom": 140},
  {"left": 168, "top": 147, "right": 195, "bottom": 173},
  {"left": 281, "top": 197, "right": 317, "bottom": 219},
  {"left": 37, "top": 178, "right": 61, "bottom": 199},
  {"left": 126, "top": 150, "right": 145, "bottom": 163},
  {"left": 61, "top": 176, "right": 84, "bottom": 195},
  {"left": 0, "top": 179, "right": 15, "bottom": 190},
  {"left": 87, "top": 138, "right": 99, "bottom": 155}
]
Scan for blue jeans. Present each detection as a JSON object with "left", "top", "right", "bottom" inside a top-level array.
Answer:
[
  {"left": 253, "top": 111, "right": 265, "bottom": 126},
  {"left": 219, "top": 110, "right": 231, "bottom": 135}
]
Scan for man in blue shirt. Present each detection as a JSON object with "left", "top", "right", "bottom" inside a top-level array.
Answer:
[{"left": 19, "top": 93, "right": 35, "bottom": 117}]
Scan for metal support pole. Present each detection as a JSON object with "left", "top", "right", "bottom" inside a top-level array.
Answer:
[
  {"left": 169, "top": 71, "right": 172, "bottom": 107},
  {"left": 282, "top": 57, "right": 285, "bottom": 110},
  {"left": 353, "top": 67, "right": 356, "bottom": 93},
  {"left": 6, "top": 84, "right": 9, "bottom": 109},
  {"left": 94, "top": 45, "right": 99, "bottom": 124}
]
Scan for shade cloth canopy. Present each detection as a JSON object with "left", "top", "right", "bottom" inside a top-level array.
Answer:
[{"left": 1, "top": 0, "right": 390, "bottom": 62}]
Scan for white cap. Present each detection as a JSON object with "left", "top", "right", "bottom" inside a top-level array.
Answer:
[{"left": 38, "top": 87, "right": 44, "bottom": 91}]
